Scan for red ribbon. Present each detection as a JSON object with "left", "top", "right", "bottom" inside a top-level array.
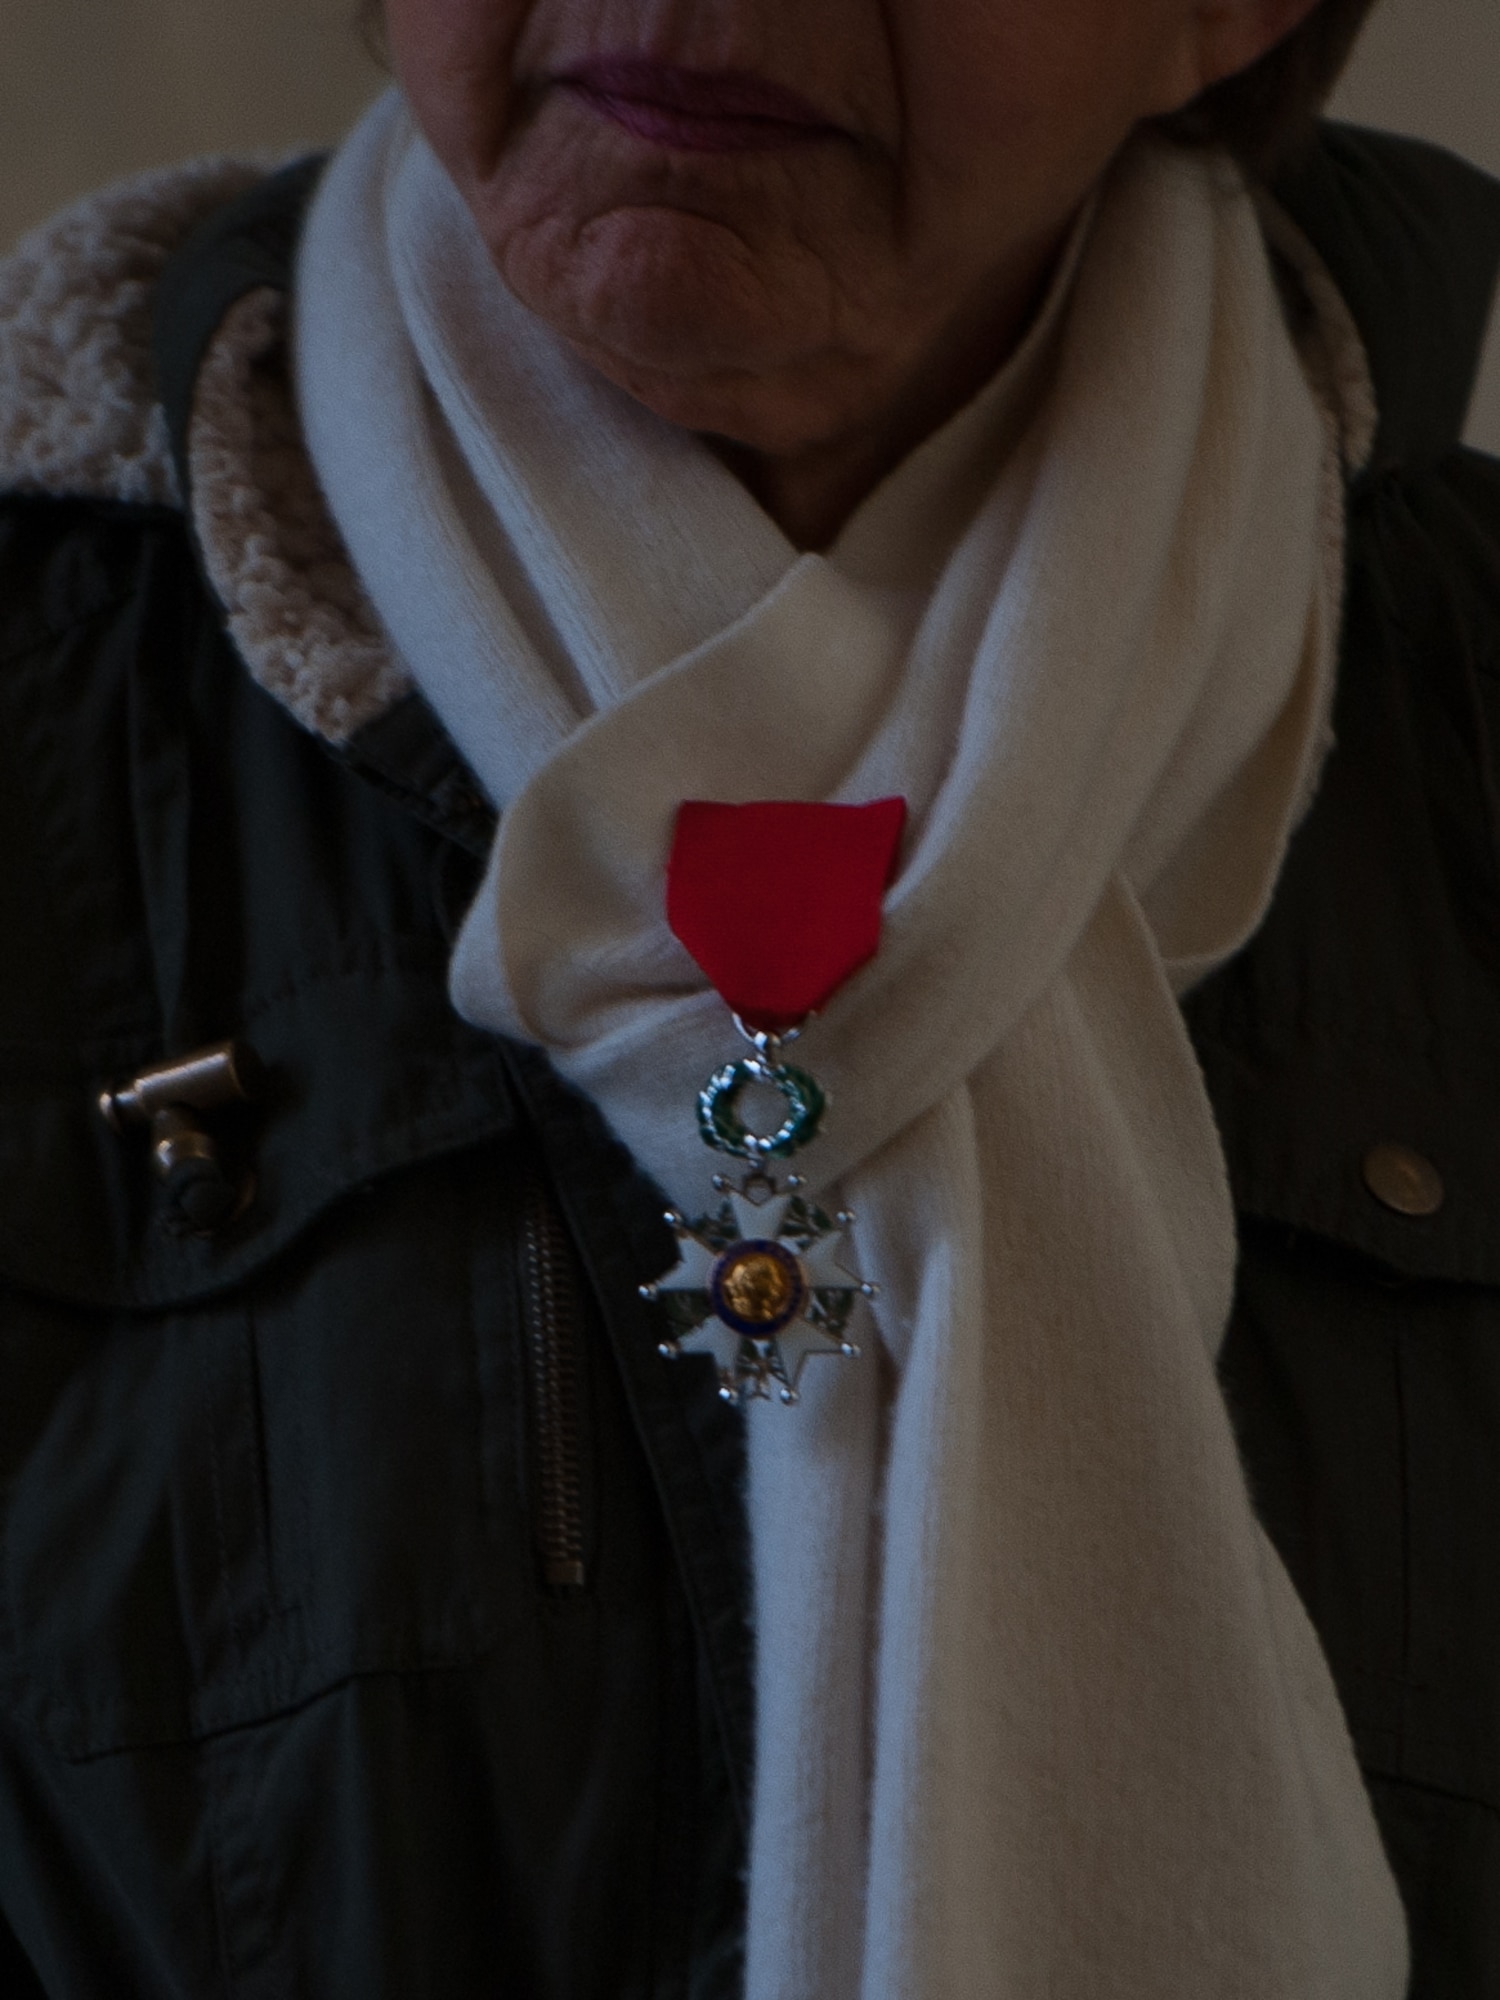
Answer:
[{"left": 667, "top": 799, "right": 907, "bottom": 1034}]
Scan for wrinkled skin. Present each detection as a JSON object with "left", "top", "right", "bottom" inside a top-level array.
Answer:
[{"left": 385, "top": 0, "right": 1320, "bottom": 544}]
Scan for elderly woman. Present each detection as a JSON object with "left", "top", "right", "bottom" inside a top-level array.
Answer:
[{"left": 0, "top": 0, "right": 1497, "bottom": 1994}]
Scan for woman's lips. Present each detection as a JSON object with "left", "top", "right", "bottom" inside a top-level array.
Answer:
[{"left": 558, "top": 58, "right": 843, "bottom": 155}]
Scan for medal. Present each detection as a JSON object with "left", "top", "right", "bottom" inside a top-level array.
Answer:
[{"left": 641, "top": 798, "right": 906, "bottom": 1406}]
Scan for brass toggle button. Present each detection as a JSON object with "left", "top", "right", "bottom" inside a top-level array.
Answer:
[
  {"left": 100, "top": 1040, "right": 262, "bottom": 1233},
  {"left": 1361, "top": 1141, "right": 1446, "bottom": 1219}
]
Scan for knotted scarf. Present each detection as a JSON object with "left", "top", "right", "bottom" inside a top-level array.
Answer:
[{"left": 297, "top": 89, "right": 1407, "bottom": 1999}]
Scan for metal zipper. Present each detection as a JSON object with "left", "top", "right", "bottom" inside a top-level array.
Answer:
[{"left": 520, "top": 1173, "right": 588, "bottom": 1592}]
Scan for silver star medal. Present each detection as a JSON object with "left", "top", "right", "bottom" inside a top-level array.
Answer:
[{"left": 640, "top": 1021, "right": 877, "bottom": 1406}]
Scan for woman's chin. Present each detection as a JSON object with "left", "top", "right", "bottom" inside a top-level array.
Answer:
[{"left": 497, "top": 204, "right": 848, "bottom": 443}]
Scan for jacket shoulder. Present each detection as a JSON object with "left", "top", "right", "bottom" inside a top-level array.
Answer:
[
  {"left": 1275, "top": 124, "right": 1500, "bottom": 470},
  {"left": 0, "top": 157, "right": 271, "bottom": 508}
]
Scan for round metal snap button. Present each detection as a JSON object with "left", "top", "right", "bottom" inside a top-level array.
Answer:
[{"left": 1362, "top": 1142, "right": 1445, "bottom": 1218}]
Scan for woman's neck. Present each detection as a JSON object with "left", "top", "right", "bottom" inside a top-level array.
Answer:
[{"left": 702, "top": 224, "right": 1071, "bottom": 551}]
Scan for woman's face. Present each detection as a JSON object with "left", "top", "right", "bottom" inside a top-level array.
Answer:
[{"left": 387, "top": 0, "right": 1313, "bottom": 469}]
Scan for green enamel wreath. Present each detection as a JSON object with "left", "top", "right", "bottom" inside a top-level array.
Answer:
[{"left": 696, "top": 1060, "right": 827, "bottom": 1161}]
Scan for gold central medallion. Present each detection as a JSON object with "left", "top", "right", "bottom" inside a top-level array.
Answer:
[
  {"left": 709, "top": 1236, "right": 808, "bottom": 1338},
  {"left": 720, "top": 1247, "right": 797, "bottom": 1324}
]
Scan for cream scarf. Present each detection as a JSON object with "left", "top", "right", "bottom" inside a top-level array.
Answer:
[{"left": 297, "top": 91, "right": 1407, "bottom": 1999}]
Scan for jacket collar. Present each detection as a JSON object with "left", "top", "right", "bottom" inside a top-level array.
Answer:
[{"left": 1275, "top": 125, "right": 1500, "bottom": 475}]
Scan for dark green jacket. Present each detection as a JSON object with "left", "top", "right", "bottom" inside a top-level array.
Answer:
[{"left": 0, "top": 125, "right": 1497, "bottom": 1997}]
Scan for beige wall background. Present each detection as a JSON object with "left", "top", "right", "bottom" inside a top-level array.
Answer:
[{"left": 1, "top": 0, "right": 1497, "bottom": 444}]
